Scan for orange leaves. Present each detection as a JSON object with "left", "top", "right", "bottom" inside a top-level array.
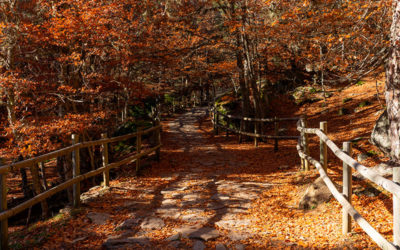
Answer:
[{"left": 57, "top": 85, "right": 76, "bottom": 94}]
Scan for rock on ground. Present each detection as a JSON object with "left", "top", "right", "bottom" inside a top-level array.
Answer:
[
  {"left": 299, "top": 177, "right": 334, "bottom": 209},
  {"left": 115, "top": 218, "right": 140, "bottom": 231},
  {"left": 166, "top": 233, "right": 181, "bottom": 241},
  {"left": 234, "top": 244, "right": 246, "bottom": 250},
  {"left": 192, "top": 240, "right": 206, "bottom": 250},
  {"left": 87, "top": 212, "right": 111, "bottom": 225},
  {"left": 227, "top": 231, "right": 252, "bottom": 241},
  {"left": 103, "top": 236, "right": 150, "bottom": 249},
  {"left": 216, "top": 243, "right": 227, "bottom": 250},
  {"left": 140, "top": 217, "right": 165, "bottom": 230},
  {"left": 175, "top": 226, "right": 221, "bottom": 241},
  {"left": 371, "top": 110, "right": 390, "bottom": 155}
]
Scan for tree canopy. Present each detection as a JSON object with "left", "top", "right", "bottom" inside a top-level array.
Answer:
[{"left": 0, "top": 0, "right": 392, "bottom": 159}]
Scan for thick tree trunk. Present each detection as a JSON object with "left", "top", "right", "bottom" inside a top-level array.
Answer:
[{"left": 386, "top": 1, "right": 400, "bottom": 163}]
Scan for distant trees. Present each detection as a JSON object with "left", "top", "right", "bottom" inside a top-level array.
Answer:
[
  {"left": 0, "top": 0, "right": 393, "bottom": 160},
  {"left": 0, "top": 1, "right": 172, "bottom": 158},
  {"left": 189, "top": 0, "right": 390, "bottom": 118},
  {"left": 271, "top": 0, "right": 390, "bottom": 85}
]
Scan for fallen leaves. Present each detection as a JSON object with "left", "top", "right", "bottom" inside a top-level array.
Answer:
[{"left": 9, "top": 80, "right": 395, "bottom": 249}]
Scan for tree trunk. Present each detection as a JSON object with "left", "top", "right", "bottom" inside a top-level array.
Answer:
[
  {"left": 30, "top": 164, "right": 48, "bottom": 219},
  {"left": 39, "top": 162, "right": 48, "bottom": 190},
  {"left": 236, "top": 51, "right": 252, "bottom": 118},
  {"left": 20, "top": 167, "right": 31, "bottom": 199},
  {"left": 386, "top": 1, "right": 400, "bottom": 162},
  {"left": 5, "top": 89, "right": 16, "bottom": 135},
  {"left": 57, "top": 155, "right": 73, "bottom": 204},
  {"left": 83, "top": 131, "right": 97, "bottom": 186},
  {"left": 5, "top": 27, "right": 17, "bottom": 135}
]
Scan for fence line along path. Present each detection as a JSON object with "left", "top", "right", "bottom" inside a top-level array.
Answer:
[
  {"left": 211, "top": 108, "right": 299, "bottom": 151},
  {"left": 212, "top": 104, "right": 400, "bottom": 249},
  {"left": 4, "top": 105, "right": 400, "bottom": 249},
  {"left": 297, "top": 118, "right": 400, "bottom": 250},
  {"left": 0, "top": 124, "right": 162, "bottom": 249}
]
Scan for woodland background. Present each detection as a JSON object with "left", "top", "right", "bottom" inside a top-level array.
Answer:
[
  {"left": 1, "top": 0, "right": 400, "bottom": 248},
  {"left": 0, "top": 0, "right": 390, "bottom": 159}
]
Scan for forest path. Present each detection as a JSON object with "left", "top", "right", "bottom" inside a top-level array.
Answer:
[
  {"left": 37, "top": 107, "right": 314, "bottom": 249},
  {"left": 31, "top": 82, "right": 387, "bottom": 249},
  {"left": 103, "top": 107, "right": 276, "bottom": 249}
]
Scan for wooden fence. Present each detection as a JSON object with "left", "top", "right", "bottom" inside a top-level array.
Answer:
[
  {"left": 0, "top": 124, "right": 162, "bottom": 249},
  {"left": 297, "top": 118, "right": 400, "bottom": 249},
  {"left": 210, "top": 108, "right": 299, "bottom": 151}
]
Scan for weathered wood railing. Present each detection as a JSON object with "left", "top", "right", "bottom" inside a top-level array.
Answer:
[
  {"left": 210, "top": 108, "right": 299, "bottom": 151},
  {"left": 297, "top": 119, "right": 400, "bottom": 249},
  {"left": 0, "top": 124, "right": 162, "bottom": 249}
]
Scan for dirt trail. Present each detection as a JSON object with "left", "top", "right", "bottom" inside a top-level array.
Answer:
[
  {"left": 102, "top": 107, "right": 274, "bottom": 249},
  {"left": 32, "top": 106, "right": 379, "bottom": 249}
]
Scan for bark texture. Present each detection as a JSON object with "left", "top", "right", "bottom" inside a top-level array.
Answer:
[{"left": 386, "top": 1, "right": 400, "bottom": 162}]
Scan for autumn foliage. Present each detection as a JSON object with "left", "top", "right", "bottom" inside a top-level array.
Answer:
[
  {"left": 1, "top": 1, "right": 399, "bottom": 248},
  {"left": 0, "top": 0, "right": 392, "bottom": 160}
]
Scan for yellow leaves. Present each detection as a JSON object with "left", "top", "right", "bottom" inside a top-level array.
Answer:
[
  {"left": 0, "top": 21, "right": 5, "bottom": 33},
  {"left": 298, "top": 240, "right": 309, "bottom": 247},
  {"left": 302, "top": 0, "right": 311, "bottom": 7},
  {"left": 70, "top": 52, "right": 82, "bottom": 66}
]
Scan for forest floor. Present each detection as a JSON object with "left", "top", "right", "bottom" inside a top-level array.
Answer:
[{"left": 10, "top": 79, "right": 392, "bottom": 249}]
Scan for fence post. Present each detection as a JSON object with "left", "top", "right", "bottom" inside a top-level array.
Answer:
[
  {"left": 156, "top": 121, "right": 161, "bottom": 162},
  {"left": 300, "top": 117, "right": 305, "bottom": 170},
  {"left": 303, "top": 117, "right": 310, "bottom": 170},
  {"left": 274, "top": 117, "right": 279, "bottom": 152},
  {"left": 342, "top": 141, "right": 352, "bottom": 235},
  {"left": 136, "top": 128, "right": 142, "bottom": 173},
  {"left": 320, "top": 121, "right": 328, "bottom": 172},
  {"left": 71, "top": 134, "right": 80, "bottom": 208},
  {"left": 394, "top": 166, "right": 400, "bottom": 246},
  {"left": 101, "top": 133, "right": 109, "bottom": 187},
  {"left": 0, "top": 160, "right": 8, "bottom": 250}
]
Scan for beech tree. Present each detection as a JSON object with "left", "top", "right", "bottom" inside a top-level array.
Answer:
[{"left": 386, "top": 0, "right": 400, "bottom": 162}]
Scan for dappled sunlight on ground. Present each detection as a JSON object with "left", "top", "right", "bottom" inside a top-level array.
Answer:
[{"left": 10, "top": 80, "right": 394, "bottom": 248}]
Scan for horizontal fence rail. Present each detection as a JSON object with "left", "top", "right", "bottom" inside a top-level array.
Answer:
[
  {"left": 297, "top": 119, "right": 399, "bottom": 249},
  {"left": 210, "top": 107, "right": 299, "bottom": 150},
  {"left": 297, "top": 123, "right": 400, "bottom": 198},
  {"left": 216, "top": 123, "right": 298, "bottom": 140},
  {"left": 0, "top": 126, "right": 161, "bottom": 175},
  {"left": 0, "top": 124, "right": 162, "bottom": 248},
  {"left": 214, "top": 109, "right": 300, "bottom": 122},
  {"left": 211, "top": 103, "right": 398, "bottom": 248}
]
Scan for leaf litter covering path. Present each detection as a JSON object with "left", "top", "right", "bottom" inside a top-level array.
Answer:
[{"left": 24, "top": 107, "right": 383, "bottom": 249}]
